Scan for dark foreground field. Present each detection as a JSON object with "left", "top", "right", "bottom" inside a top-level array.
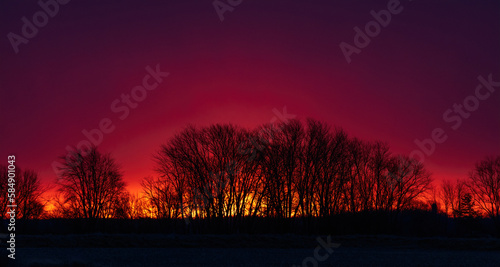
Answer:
[{"left": 8, "top": 234, "right": 500, "bottom": 267}]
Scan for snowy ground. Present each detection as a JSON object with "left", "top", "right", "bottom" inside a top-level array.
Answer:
[
  {"left": 6, "top": 234, "right": 500, "bottom": 266},
  {"left": 14, "top": 247, "right": 500, "bottom": 267}
]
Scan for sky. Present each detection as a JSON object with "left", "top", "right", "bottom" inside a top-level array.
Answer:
[{"left": 1, "top": 0, "right": 499, "bottom": 194}]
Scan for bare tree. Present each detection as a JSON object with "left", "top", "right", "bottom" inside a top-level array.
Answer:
[
  {"left": 320, "top": 127, "right": 350, "bottom": 216},
  {"left": 127, "top": 192, "right": 148, "bottom": 219},
  {"left": 440, "top": 179, "right": 455, "bottom": 216},
  {"left": 111, "top": 191, "right": 133, "bottom": 219},
  {"left": 344, "top": 138, "right": 371, "bottom": 212},
  {"left": 0, "top": 165, "right": 46, "bottom": 219},
  {"left": 16, "top": 169, "right": 46, "bottom": 219},
  {"left": 386, "top": 155, "right": 433, "bottom": 211},
  {"left": 259, "top": 119, "right": 304, "bottom": 218},
  {"left": 467, "top": 156, "right": 500, "bottom": 219},
  {"left": 440, "top": 179, "right": 468, "bottom": 217},
  {"left": 55, "top": 146, "right": 126, "bottom": 219},
  {"left": 156, "top": 125, "right": 213, "bottom": 219},
  {"left": 295, "top": 119, "right": 330, "bottom": 217},
  {"left": 368, "top": 141, "right": 392, "bottom": 211},
  {"left": 141, "top": 176, "right": 179, "bottom": 219}
]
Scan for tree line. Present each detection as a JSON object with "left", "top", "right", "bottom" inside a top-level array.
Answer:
[
  {"left": 1, "top": 119, "right": 499, "bottom": 224},
  {"left": 146, "top": 119, "right": 434, "bottom": 221}
]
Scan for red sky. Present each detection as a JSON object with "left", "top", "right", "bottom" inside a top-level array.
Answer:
[{"left": 1, "top": 0, "right": 499, "bottom": 194}]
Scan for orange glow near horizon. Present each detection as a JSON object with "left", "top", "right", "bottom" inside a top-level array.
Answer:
[{"left": 39, "top": 178, "right": 463, "bottom": 219}]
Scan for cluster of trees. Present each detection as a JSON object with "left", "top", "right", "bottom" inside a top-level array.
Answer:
[
  {"left": 144, "top": 119, "right": 433, "bottom": 221},
  {"left": 440, "top": 156, "right": 500, "bottom": 219},
  {"left": 1, "top": 119, "right": 499, "bottom": 223}
]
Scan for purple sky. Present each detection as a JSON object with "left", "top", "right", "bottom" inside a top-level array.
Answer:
[{"left": 1, "top": 0, "right": 499, "bottom": 193}]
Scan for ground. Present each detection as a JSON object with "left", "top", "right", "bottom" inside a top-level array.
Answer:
[{"left": 6, "top": 234, "right": 500, "bottom": 266}]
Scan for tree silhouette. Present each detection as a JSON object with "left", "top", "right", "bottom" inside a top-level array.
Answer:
[
  {"left": 141, "top": 176, "right": 179, "bottom": 219},
  {"left": 386, "top": 155, "right": 433, "bottom": 211},
  {"left": 467, "top": 156, "right": 500, "bottom": 219},
  {"left": 0, "top": 165, "right": 46, "bottom": 219},
  {"left": 127, "top": 192, "right": 148, "bottom": 219},
  {"left": 258, "top": 119, "right": 304, "bottom": 218},
  {"left": 55, "top": 146, "right": 126, "bottom": 219},
  {"left": 441, "top": 179, "right": 468, "bottom": 218},
  {"left": 454, "top": 193, "right": 477, "bottom": 218}
]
